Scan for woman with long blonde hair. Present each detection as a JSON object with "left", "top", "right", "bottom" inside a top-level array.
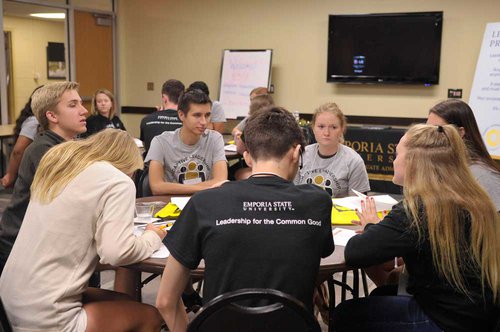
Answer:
[
  {"left": 333, "top": 124, "right": 500, "bottom": 331},
  {"left": 0, "top": 129, "right": 166, "bottom": 332}
]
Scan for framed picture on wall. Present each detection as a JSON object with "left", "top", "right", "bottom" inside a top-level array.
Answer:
[{"left": 47, "top": 42, "right": 66, "bottom": 79}]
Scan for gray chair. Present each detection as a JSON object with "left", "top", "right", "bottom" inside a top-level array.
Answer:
[{"left": 187, "top": 288, "right": 320, "bottom": 332}]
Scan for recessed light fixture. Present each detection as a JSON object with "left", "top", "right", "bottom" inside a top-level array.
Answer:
[{"left": 30, "top": 13, "right": 65, "bottom": 19}]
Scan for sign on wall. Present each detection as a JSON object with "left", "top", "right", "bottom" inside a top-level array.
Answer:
[
  {"left": 469, "top": 22, "right": 500, "bottom": 159},
  {"left": 218, "top": 50, "right": 272, "bottom": 119},
  {"left": 46, "top": 42, "right": 66, "bottom": 79},
  {"left": 344, "top": 126, "right": 404, "bottom": 194}
]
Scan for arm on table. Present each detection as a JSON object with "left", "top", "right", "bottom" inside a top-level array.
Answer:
[
  {"left": 1, "top": 136, "right": 33, "bottom": 188},
  {"left": 149, "top": 160, "right": 228, "bottom": 195},
  {"left": 156, "top": 256, "right": 190, "bottom": 332}
]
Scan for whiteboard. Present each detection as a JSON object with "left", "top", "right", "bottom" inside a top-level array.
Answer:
[{"left": 218, "top": 49, "right": 272, "bottom": 119}]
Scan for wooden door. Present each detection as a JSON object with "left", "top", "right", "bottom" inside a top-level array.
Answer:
[{"left": 74, "top": 10, "right": 113, "bottom": 112}]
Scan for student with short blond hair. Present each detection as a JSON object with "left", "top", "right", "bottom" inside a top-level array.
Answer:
[{"left": 0, "top": 82, "right": 88, "bottom": 273}]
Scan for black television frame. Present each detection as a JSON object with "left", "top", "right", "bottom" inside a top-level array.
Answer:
[{"left": 327, "top": 11, "right": 443, "bottom": 85}]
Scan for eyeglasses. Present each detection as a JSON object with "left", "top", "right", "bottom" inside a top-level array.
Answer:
[{"left": 299, "top": 150, "right": 303, "bottom": 170}]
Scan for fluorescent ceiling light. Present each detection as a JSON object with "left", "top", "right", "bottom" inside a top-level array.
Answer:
[{"left": 30, "top": 13, "right": 65, "bottom": 19}]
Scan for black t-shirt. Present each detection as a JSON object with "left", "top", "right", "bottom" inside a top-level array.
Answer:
[
  {"left": 164, "top": 175, "right": 334, "bottom": 311},
  {"left": 83, "top": 114, "right": 126, "bottom": 137},
  {"left": 345, "top": 202, "right": 498, "bottom": 332},
  {"left": 140, "top": 109, "right": 182, "bottom": 153}
]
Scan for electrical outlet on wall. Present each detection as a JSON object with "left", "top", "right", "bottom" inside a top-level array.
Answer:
[{"left": 147, "top": 82, "right": 154, "bottom": 91}]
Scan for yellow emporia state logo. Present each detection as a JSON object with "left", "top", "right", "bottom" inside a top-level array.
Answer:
[
  {"left": 306, "top": 175, "right": 333, "bottom": 197},
  {"left": 179, "top": 161, "right": 206, "bottom": 183},
  {"left": 485, "top": 126, "right": 500, "bottom": 150}
]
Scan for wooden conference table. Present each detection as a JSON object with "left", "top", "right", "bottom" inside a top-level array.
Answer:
[
  {"left": 126, "top": 195, "right": 362, "bottom": 324},
  {"left": 0, "top": 124, "right": 15, "bottom": 177}
]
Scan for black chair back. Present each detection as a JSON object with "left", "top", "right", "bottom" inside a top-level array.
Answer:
[
  {"left": 136, "top": 163, "right": 152, "bottom": 198},
  {"left": 187, "top": 288, "right": 320, "bottom": 332},
  {"left": 0, "top": 297, "right": 13, "bottom": 332}
]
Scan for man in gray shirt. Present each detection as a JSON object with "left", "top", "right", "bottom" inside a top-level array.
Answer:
[
  {"left": 146, "top": 89, "right": 227, "bottom": 195},
  {"left": 187, "top": 81, "right": 226, "bottom": 134}
]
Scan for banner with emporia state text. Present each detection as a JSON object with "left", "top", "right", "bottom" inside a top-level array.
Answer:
[{"left": 469, "top": 22, "right": 500, "bottom": 159}]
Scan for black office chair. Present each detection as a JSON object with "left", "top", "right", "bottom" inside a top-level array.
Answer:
[
  {"left": 187, "top": 288, "right": 321, "bottom": 332},
  {"left": 0, "top": 297, "right": 13, "bottom": 332},
  {"left": 136, "top": 165, "right": 152, "bottom": 198}
]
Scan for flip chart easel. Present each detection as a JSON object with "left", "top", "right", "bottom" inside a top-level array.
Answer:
[{"left": 218, "top": 49, "right": 272, "bottom": 119}]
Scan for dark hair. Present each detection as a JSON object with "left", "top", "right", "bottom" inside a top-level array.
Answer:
[
  {"left": 13, "top": 86, "right": 43, "bottom": 141},
  {"left": 245, "top": 107, "right": 305, "bottom": 161},
  {"left": 178, "top": 89, "right": 212, "bottom": 115},
  {"left": 249, "top": 94, "right": 274, "bottom": 116},
  {"left": 187, "top": 81, "right": 209, "bottom": 96},
  {"left": 161, "top": 79, "right": 185, "bottom": 104},
  {"left": 429, "top": 99, "right": 500, "bottom": 172}
]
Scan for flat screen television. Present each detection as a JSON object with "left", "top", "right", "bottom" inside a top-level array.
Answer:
[{"left": 327, "top": 11, "right": 443, "bottom": 85}]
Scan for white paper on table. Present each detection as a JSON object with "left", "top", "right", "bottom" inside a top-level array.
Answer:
[
  {"left": 151, "top": 244, "right": 170, "bottom": 258},
  {"left": 224, "top": 144, "right": 237, "bottom": 152},
  {"left": 171, "top": 197, "right": 191, "bottom": 210},
  {"left": 133, "top": 217, "right": 161, "bottom": 224},
  {"left": 133, "top": 227, "right": 170, "bottom": 258},
  {"left": 332, "top": 195, "right": 398, "bottom": 212},
  {"left": 332, "top": 227, "right": 357, "bottom": 246}
]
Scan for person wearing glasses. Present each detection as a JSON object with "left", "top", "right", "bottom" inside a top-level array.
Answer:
[
  {"left": 333, "top": 124, "right": 500, "bottom": 332},
  {"left": 156, "top": 107, "right": 334, "bottom": 332},
  {"left": 295, "top": 102, "right": 370, "bottom": 198}
]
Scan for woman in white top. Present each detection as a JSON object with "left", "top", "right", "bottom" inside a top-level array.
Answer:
[
  {"left": 1, "top": 87, "right": 41, "bottom": 188},
  {"left": 0, "top": 129, "right": 166, "bottom": 332},
  {"left": 295, "top": 102, "right": 370, "bottom": 198}
]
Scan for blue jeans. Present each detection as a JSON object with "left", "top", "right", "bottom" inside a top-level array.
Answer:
[{"left": 332, "top": 295, "right": 442, "bottom": 332}]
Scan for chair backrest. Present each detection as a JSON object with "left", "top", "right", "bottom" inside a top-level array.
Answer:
[
  {"left": 187, "top": 288, "right": 321, "bottom": 332},
  {"left": 136, "top": 164, "right": 152, "bottom": 198},
  {"left": 0, "top": 297, "right": 13, "bottom": 332}
]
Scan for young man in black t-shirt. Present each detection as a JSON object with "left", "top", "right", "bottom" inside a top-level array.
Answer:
[
  {"left": 156, "top": 107, "right": 334, "bottom": 330},
  {"left": 139, "top": 79, "right": 184, "bottom": 153}
]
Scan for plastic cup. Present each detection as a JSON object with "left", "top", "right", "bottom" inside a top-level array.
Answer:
[{"left": 135, "top": 202, "right": 155, "bottom": 223}]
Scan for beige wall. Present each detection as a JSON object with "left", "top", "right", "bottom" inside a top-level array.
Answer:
[
  {"left": 3, "top": 15, "right": 65, "bottom": 119},
  {"left": 117, "top": 0, "right": 500, "bottom": 137}
]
